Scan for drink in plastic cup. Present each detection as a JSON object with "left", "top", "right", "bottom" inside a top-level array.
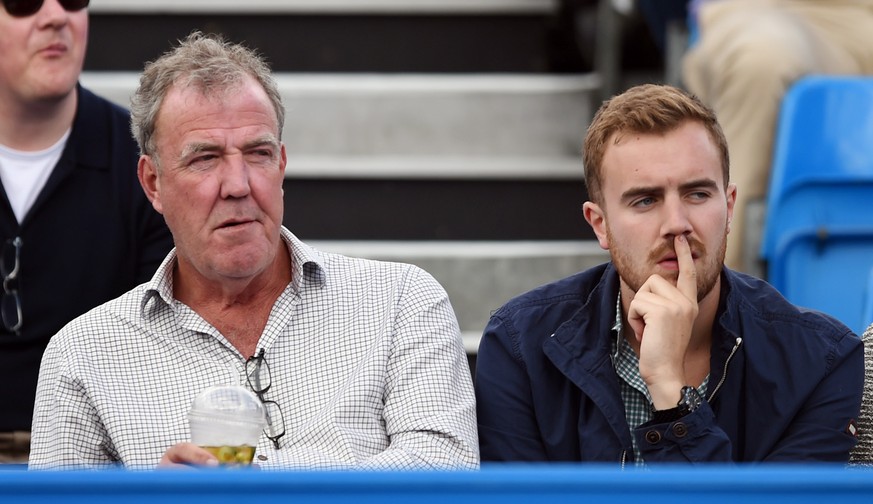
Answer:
[{"left": 188, "top": 385, "right": 266, "bottom": 465}]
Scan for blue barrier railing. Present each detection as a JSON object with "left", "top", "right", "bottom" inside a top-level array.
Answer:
[{"left": 1, "top": 464, "right": 872, "bottom": 503}]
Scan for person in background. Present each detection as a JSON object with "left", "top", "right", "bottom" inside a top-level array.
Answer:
[
  {"left": 29, "top": 31, "right": 479, "bottom": 470},
  {"left": 682, "top": 0, "right": 873, "bottom": 272},
  {"left": 0, "top": 0, "right": 172, "bottom": 462},
  {"left": 475, "top": 84, "right": 863, "bottom": 465},
  {"left": 636, "top": 0, "right": 688, "bottom": 55},
  {"left": 849, "top": 322, "right": 873, "bottom": 466}
]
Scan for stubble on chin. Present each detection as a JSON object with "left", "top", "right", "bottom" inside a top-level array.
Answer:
[{"left": 608, "top": 233, "right": 726, "bottom": 303}]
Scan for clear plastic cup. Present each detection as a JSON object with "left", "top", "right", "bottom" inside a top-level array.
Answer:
[{"left": 188, "top": 385, "right": 266, "bottom": 465}]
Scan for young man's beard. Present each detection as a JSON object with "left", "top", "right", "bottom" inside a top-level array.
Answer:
[{"left": 607, "top": 226, "right": 727, "bottom": 302}]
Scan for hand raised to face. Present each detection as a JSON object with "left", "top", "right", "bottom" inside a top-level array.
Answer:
[
  {"left": 674, "top": 233, "right": 699, "bottom": 308},
  {"left": 627, "top": 234, "right": 700, "bottom": 408}
]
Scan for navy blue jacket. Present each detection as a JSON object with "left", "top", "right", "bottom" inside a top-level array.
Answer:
[
  {"left": 0, "top": 86, "right": 173, "bottom": 431},
  {"left": 475, "top": 263, "right": 863, "bottom": 464}
]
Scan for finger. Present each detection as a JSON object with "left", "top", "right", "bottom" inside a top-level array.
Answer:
[
  {"left": 627, "top": 276, "right": 671, "bottom": 340},
  {"left": 636, "top": 274, "right": 677, "bottom": 297},
  {"left": 627, "top": 300, "right": 646, "bottom": 342},
  {"left": 630, "top": 289, "right": 675, "bottom": 311},
  {"left": 627, "top": 289, "right": 669, "bottom": 341},
  {"left": 675, "top": 234, "right": 697, "bottom": 302},
  {"left": 158, "top": 442, "right": 219, "bottom": 468}
]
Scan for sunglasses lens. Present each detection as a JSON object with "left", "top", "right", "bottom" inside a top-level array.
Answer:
[
  {"left": 3, "top": 0, "right": 88, "bottom": 17},
  {"left": 60, "top": 0, "right": 88, "bottom": 11},
  {"left": 3, "top": 0, "right": 42, "bottom": 17}
]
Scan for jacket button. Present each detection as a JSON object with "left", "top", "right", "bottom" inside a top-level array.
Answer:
[
  {"left": 672, "top": 422, "right": 688, "bottom": 438},
  {"left": 645, "top": 430, "right": 661, "bottom": 444}
]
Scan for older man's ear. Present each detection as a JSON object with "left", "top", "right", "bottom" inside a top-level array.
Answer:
[{"left": 138, "top": 155, "right": 163, "bottom": 215}]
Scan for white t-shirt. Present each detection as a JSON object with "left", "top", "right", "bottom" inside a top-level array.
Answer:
[{"left": 0, "top": 129, "right": 71, "bottom": 223}]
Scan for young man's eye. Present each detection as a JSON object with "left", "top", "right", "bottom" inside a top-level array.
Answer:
[{"left": 633, "top": 197, "right": 656, "bottom": 208}]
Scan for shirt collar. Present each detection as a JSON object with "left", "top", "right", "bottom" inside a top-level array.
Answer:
[{"left": 139, "top": 226, "right": 326, "bottom": 318}]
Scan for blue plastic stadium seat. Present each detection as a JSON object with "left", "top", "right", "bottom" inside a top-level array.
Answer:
[{"left": 761, "top": 76, "right": 873, "bottom": 333}]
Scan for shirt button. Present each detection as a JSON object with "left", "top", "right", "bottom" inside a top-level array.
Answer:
[
  {"left": 258, "top": 454, "right": 268, "bottom": 461},
  {"left": 672, "top": 422, "right": 688, "bottom": 438},
  {"left": 645, "top": 430, "right": 662, "bottom": 444}
]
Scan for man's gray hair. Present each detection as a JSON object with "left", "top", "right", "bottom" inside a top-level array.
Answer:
[{"left": 130, "top": 31, "right": 285, "bottom": 161}]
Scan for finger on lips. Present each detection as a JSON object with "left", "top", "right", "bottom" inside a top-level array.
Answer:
[{"left": 674, "top": 234, "right": 697, "bottom": 300}]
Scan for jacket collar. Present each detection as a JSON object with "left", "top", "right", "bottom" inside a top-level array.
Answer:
[
  {"left": 542, "top": 263, "right": 630, "bottom": 446},
  {"left": 708, "top": 267, "right": 747, "bottom": 399},
  {"left": 548, "top": 262, "right": 621, "bottom": 359},
  {"left": 547, "top": 263, "right": 743, "bottom": 370},
  {"left": 542, "top": 264, "right": 745, "bottom": 439}
]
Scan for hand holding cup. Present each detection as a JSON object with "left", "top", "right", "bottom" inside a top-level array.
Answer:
[{"left": 187, "top": 385, "right": 266, "bottom": 466}]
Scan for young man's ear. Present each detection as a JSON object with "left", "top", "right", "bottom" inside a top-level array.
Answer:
[
  {"left": 725, "top": 182, "right": 738, "bottom": 234},
  {"left": 137, "top": 155, "right": 164, "bottom": 215},
  {"left": 583, "top": 201, "right": 610, "bottom": 251}
]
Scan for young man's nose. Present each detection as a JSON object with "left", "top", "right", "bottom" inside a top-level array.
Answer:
[{"left": 661, "top": 197, "right": 693, "bottom": 237}]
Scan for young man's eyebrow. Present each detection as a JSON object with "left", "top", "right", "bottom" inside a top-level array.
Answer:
[
  {"left": 679, "top": 178, "right": 720, "bottom": 192},
  {"left": 619, "top": 178, "right": 720, "bottom": 203},
  {"left": 620, "top": 186, "right": 664, "bottom": 203}
]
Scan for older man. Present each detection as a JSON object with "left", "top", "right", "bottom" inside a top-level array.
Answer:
[{"left": 30, "top": 32, "right": 478, "bottom": 470}]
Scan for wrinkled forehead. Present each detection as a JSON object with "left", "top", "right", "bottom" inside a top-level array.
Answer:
[
  {"left": 153, "top": 81, "right": 280, "bottom": 155},
  {"left": 600, "top": 122, "right": 724, "bottom": 194},
  {"left": 160, "top": 76, "right": 276, "bottom": 124}
]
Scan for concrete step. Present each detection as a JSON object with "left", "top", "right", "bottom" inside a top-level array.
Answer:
[
  {"left": 85, "top": 1, "right": 577, "bottom": 74},
  {"left": 79, "top": 72, "right": 598, "bottom": 164},
  {"left": 283, "top": 177, "right": 594, "bottom": 241},
  {"left": 306, "top": 240, "right": 609, "bottom": 352},
  {"left": 282, "top": 156, "right": 583, "bottom": 180},
  {"left": 89, "top": 0, "right": 559, "bottom": 14},
  {"left": 80, "top": 71, "right": 598, "bottom": 242}
]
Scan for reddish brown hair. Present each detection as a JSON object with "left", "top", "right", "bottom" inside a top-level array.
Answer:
[{"left": 583, "top": 84, "right": 729, "bottom": 205}]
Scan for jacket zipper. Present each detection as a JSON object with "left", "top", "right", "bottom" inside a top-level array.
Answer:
[
  {"left": 707, "top": 337, "right": 743, "bottom": 402},
  {"left": 617, "top": 338, "right": 742, "bottom": 468}
]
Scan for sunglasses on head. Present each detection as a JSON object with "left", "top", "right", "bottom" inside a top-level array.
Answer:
[{"left": 2, "top": 0, "right": 89, "bottom": 17}]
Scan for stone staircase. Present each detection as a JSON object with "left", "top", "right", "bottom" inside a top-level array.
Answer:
[{"left": 83, "top": 0, "right": 612, "bottom": 359}]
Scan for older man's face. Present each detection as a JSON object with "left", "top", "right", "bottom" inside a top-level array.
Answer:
[{"left": 140, "top": 76, "right": 287, "bottom": 285}]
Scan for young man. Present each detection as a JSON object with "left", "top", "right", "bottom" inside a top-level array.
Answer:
[
  {"left": 0, "top": 0, "right": 172, "bottom": 462},
  {"left": 475, "top": 84, "right": 863, "bottom": 465},
  {"left": 29, "top": 32, "right": 478, "bottom": 470}
]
